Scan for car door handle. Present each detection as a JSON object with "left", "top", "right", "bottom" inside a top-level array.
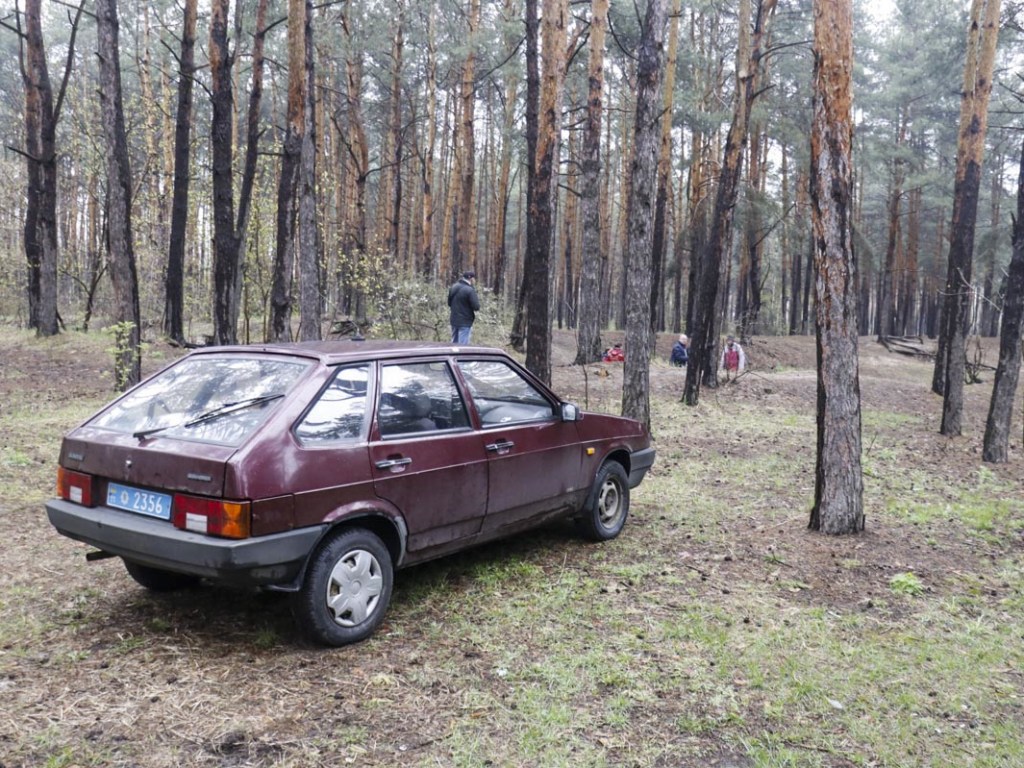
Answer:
[
  {"left": 375, "top": 457, "right": 413, "bottom": 470},
  {"left": 485, "top": 440, "right": 515, "bottom": 454}
]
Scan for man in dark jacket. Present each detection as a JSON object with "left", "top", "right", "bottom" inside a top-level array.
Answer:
[
  {"left": 448, "top": 270, "right": 480, "bottom": 344},
  {"left": 670, "top": 334, "right": 689, "bottom": 367}
]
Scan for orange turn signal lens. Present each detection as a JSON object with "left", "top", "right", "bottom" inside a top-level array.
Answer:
[
  {"left": 172, "top": 494, "right": 251, "bottom": 539},
  {"left": 57, "top": 467, "right": 95, "bottom": 507}
]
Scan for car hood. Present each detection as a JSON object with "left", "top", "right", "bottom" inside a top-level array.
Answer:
[{"left": 60, "top": 426, "right": 236, "bottom": 497}]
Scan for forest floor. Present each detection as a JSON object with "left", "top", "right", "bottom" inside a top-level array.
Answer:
[{"left": 1, "top": 327, "right": 1022, "bottom": 767}]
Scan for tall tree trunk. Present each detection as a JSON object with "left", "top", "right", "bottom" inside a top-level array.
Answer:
[
  {"left": 808, "top": 0, "right": 863, "bottom": 534},
  {"left": 936, "top": 0, "right": 1001, "bottom": 434},
  {"left": 573, "top": 0, "right": 610, "bottom": 365},
  {"left": 622, "top": 0, "right": 669, "bottom": 428},
  {"left": 877, "top": 113, "right": 907, "bottom": 342},
  {"left": 649, "top": 0, "right": 681, "bottom": 334},
  {"left": 510, "top": 0, "right": 541, "bottom": 353},
  {"left": 210, "top": 0, "right": 240, "bottom": 345},
  {"left": 455, "top": 0, "right": 481, "bottom": 276},
  {"left": 684, "top": 0, "right": 776, "bottom": 405},
  {"left": 339, "top": 14, "right": 370, "bottom": 318},
  {"left": 789, "top": 224, "right": 805, "bottom": 337},
  {"left": 982, "top": 140, "right": 1024, "bottom": 463},
  {"left": 740, "top": 129, "right": 768, "bottom": 339},
  {"left": 296, "top": 0, "right": 319, "bottom": 341},
  {"left": 492, "top": 8, "right": 519, "bottom": 298},
  {"left": 385, "top": 10, "right": 404, "bottom": 260},
  {"left": 270, "top": 0, "right": 307, "bottom": 341},
  {"left": 898, "top": 184, "right": 921, "bottom": 335},
  {"left": 164, "top": 0, "right": 197, "bottom": 344},
  {"left": 523, "top": 0, "right": 567, "bottom": 383},
  {"left": 418, "top": 11, "right": 438, "bottom": 279},
  {"left": 236, "top": 0, "right": 268, "bottom": 267},
  {"left": 20, "top": 0, "right": 66, "bottom": 337},
  {"left": 96, "top": 0, "right": 141, "bottom": 388}
]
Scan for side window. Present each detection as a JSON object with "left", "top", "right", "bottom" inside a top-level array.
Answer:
[
  {"left": 295, "top": 364, "right": 370, "bottom": 443},
  {"left": 378, "top": 361, "right": 470, "bottom": 437},
  {"left": 456, "top": 360, "right": 555, "bottom": 426}
]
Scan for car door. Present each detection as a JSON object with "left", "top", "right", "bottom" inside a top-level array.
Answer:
[
  {"left": 288, "top": 363, "right": 377, "bottom": 529},
  {"left": 455, "top": 358, "right": 584, "bottom": 532},
  {"left": 369, "top": 360, "right": 489, "bottom": 553}
]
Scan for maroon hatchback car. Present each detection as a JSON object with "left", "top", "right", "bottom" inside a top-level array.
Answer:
[{"left": 46, "top": 341, "right": 655, "bottom": 645}]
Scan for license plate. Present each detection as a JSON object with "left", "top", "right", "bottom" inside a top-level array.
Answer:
[{"left": 106, "top": 482, "right": 173, "bottom": 520}]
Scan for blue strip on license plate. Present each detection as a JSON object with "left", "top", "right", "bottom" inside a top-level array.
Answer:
[{"left": 106, "top": 482, "right": 172, "bottom": 520}]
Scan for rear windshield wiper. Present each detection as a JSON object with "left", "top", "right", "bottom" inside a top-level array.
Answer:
[{"left": 133, "top": 394, "right": 285, "bottom": 439}]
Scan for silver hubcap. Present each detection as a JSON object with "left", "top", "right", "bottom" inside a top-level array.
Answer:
[
  {"left": 597, "top": 478, "right": 623, "bottom": 527},
  {"left": 326, "top": 549, "right": 384, "bottom": 627}
]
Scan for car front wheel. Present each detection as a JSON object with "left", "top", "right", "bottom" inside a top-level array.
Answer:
[
  {"left": 292, "top": 528, "right": 394, "bottom": 647},
  {"left": 578, "top": 461, "right": 630, "bottom": 541}
]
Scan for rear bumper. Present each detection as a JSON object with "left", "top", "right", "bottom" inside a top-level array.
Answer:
[
  {"left": 45, "top": 498, "right": 325, "bottom": 588},
  {"left": 628, "top": 447, "right": 656, "bottom": 488}
]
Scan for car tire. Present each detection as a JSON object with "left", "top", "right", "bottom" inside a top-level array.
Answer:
[
  {"left": 123, "top": 559, "right": 200, "bottom": 592},
  {"left": 578, "top": 461, "right": 630, "bottom": 541},
  {"left": 292, "top": 528, "right": 394, "bottom": 647}
]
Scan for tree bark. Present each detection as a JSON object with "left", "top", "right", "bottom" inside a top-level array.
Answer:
[
  {"left": 209, "top": 0, "right": 240, "bottom": 345},
  {"left": 492, "top": 0, "right": 520, "bottom": 298},
  {"left": 936, "top": 0, "right": 1001, "bottom": 433},
  {"left": 236, "top": 0, "right": 269, "bottom": 266},
  {"left": 96, "top": 0, "right": 141, "bottom": 388},
  {"left": 418, "top": 11, "right": 438, "bottom": 279},
  {"left": 808, "top": 0, "right": 863, "bottom": 535},
  {"left": 982, "top": 140, "right": 1024, "bottom": 463},
  {"left": 649, "top": 0, "right": 681, "bottom": 334},
  {"left": 523, "top": 0, "right": 567, "bottom": 384},
  {"left": 20, "top": 0, "right": 62, "bottom": 336},
  {"left": 622, "top": 0, "right": 669, "bottom": 427},
  {"left": 684, "top": 0, "right": 776, "bottom": 405},
  {"left": 296, "top": 0, "right": 320, "bottom": 341},
  {"left": 339, "top": 10, "right": 370, "bottom": 320},
  {"left": 164, "top": 0, "right": 198, "bottom": 344},
  {"left": 455, "top": 0, "right": 480, "bottom": 277},
  {"left": 573, "top": 0, "right": 610, "bottom": 365},
  {"left": 271, "top": 0, "right": 308, "bottom": 341},
  {"left": 877, "top": 113, "right": 907, "bottom": 342}
]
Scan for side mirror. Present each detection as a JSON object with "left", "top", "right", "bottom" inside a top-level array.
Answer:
[{"left": 560, "top": 402, "right": 583, "bottom": 422}]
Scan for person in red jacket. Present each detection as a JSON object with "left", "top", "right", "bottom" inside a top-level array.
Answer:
[
  {"left": 602, "top": 343, "right": 625, "bottom": 362},
  {"left": 720, "top": 335, "right": 746, "bottom": 380}
]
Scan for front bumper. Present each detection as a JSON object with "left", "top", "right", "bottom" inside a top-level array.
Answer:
[
  {"left": 45, "top": 498, "right": 326, "bottom": 588},
  {"left": 628, "top": 447, "right": 656, "bottom": 488}
]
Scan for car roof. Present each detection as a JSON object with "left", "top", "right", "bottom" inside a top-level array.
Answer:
[{"left": 187, "top": 340, "right": 506, "bottom": 366}]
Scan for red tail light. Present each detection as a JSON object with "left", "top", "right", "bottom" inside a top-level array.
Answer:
[
  {"left": 57, "top": 467, "right": 95, "bottom": 507},
  {"left": 172, "top": 494, "right": 251, "bottom": 539}
]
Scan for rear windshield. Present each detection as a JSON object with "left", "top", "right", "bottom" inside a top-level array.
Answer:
[{"left": 90, "top": 355, "right": 312, "bottom": 446}]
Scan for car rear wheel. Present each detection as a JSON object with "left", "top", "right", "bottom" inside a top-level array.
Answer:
[
  {"left": 578, "top": 461, "right": 630, "bottom": 541},
  {"left": 292, "top": 528, "right": 394, "bottom": 647},
  {"left": 123, "top": 559, "right": 200, "bottom": 592}
]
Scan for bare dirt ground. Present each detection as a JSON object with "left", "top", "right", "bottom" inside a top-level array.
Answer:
[{"left": 1, "top": 329, "right": 1022, "bottom": 767}]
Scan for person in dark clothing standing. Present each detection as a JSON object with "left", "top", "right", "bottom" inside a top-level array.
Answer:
[
  {"left": 670, "top": 334, "right": 689, "bottom": 367},
  {"left": 447, "top": 270, "right": 480, "bottom": 344}
]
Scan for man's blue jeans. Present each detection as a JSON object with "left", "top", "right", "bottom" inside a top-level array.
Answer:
[{"left": 451, "top": 326, "right": 472, "bottom": 345}]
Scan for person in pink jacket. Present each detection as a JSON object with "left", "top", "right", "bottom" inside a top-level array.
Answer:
[{"left": 720, "top": 335, "right": 746, "bottom": 380}]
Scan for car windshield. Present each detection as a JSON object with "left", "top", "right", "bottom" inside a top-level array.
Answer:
[{"left": 90, "top": 355, "right": 312, "bottom": 446}]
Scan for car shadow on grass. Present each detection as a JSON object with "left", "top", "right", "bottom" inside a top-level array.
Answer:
[{"left": 98, "top": 520, "right": 587, "bottom": 652}]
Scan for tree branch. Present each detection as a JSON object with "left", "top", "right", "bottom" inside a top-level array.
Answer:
[{"left": 53, "top": 0, "right": 86, "bottom": 124}]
